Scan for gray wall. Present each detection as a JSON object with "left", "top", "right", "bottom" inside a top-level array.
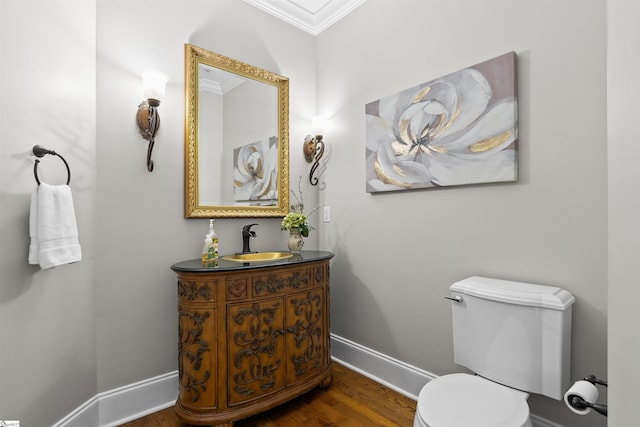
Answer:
[
  {"left": 1, "top": 0, "right": 631, "bottom": 426},
  {"left": 317, "top": 1, "right": 607, "bottom": 426},
  {"left": 0, "top": 1, "right": 98, "bottom": 425},
  {"left": 607, "top": 0, "right": 640, "bottom": 425}
]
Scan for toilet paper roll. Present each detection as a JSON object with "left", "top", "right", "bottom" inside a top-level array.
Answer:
[{"left": 564, "top": 380, "right": 599, "bottom": 415}]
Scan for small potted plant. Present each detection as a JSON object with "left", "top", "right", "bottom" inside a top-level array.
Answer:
[{"left": 281, "top": 177, "right": 320, "bottom": 253}]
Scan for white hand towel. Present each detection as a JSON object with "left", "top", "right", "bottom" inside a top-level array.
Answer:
[
  {"left": 28, "top": 183, "right": 82, "bottom": 269},
  {"left": 28, "top": 189, "right": 39, "bottom": 265}
]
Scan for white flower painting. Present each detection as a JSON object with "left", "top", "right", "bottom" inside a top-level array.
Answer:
[
  {"left": 233, "top": 136, "right": 278, "bottom": 203},
  {"left": 365, "top": 52, "right": 518, "bottom": 193}
]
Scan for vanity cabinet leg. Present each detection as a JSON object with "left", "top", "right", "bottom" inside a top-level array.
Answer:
[{"left": 319, "top": 374, "right": 332, "bottom": 389}]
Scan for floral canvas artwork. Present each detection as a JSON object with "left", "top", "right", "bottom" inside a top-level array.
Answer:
[
  {"left": 233, "top": 136, "right": 278, "bottom": 203},
  {"left": 365, "top": 52, "right": 518, "bottom": 193}
]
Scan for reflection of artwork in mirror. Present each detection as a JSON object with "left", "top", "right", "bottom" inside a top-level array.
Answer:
[
  {"left": 197, "top": 63, "right": 278, "bottom": 206},
  {"left": 365, "top": 51, "right": 518, "bottom": 193},
  {"left": 185, "top": 43, "right": 289, "bottom": 218},
  {"left": 233, "top": 136, "right": 278, "bottom": 204}
]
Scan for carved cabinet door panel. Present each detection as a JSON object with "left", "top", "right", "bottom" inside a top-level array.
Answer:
[
  {"left": 285, "top": 288, "right": 326, "bottom": 384},
  {"left": 178, "top": 303, "right": 217, "bottom": 410},
  {"left": 227, "top": 298, "right": 286, "bottom": 405}
]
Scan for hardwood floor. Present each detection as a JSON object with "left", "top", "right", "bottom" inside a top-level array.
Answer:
[{"left": 118, "top": 362, "right": 417, "bottom": 427}]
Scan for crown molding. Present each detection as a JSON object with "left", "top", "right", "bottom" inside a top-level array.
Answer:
[{"left": 245, "top": 0, "right": 367, "bottom": 36}]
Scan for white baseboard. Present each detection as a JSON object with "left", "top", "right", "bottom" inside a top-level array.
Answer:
[
  {"left": 530, "top": 414, "right": 566, "bottom": 427},
  {"left": 330, "top": 333, "right": 435, "bottom": 400},
  {"left": 98, "top": 371, "right": 178, "bottom": 426},
  {"left": 52, "top": 371, "right": 178, "bottom": 427},
  {"left": 51, "top": 395, "right": 99, "bottom": 427},
  {"left": 52, "top": 334, "right": 562, "bottom": 427}
]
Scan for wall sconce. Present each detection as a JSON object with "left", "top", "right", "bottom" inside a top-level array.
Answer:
[
  {"left": 136, "top": 70, "right": 168, "bottom": 172},
  {"left": 303, "top": 115, "right": 327, "bottom": 186}
]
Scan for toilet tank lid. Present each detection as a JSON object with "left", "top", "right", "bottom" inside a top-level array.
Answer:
[{"left": 450, "top": 276, "right": 575, "bottom": 310}]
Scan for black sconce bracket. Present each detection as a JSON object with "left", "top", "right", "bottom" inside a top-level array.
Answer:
[
  {"left": 303, "top": 134, "right": 325, "bottom": 186},
  {"left": 136, "top": 99, "right": 161, "bottom": 172}
]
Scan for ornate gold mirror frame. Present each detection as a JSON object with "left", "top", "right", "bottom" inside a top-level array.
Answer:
[{"left": 184, "top": 44, "right": 289, "bottom": 218}]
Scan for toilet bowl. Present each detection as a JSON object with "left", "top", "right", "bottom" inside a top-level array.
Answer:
[{"left": 414, "top": 374, "right": 533, "bottom": 427}]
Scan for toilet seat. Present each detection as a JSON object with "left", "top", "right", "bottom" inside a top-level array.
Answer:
[{"left": 415, "top": 373, "right": 531, "bottom": 427}]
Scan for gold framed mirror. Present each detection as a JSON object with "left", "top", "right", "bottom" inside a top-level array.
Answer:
[{"left": 184, "top": 44, "right": 289, "bottom": 218}]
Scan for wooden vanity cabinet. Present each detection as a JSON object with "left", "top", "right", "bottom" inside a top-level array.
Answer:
[{"left": 172, "top": 252, "right": 333, "bottom": 426}]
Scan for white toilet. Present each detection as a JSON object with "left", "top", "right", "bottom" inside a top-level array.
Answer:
[{"left": 414, "top": 276, "right": 575, "bottom": 427}]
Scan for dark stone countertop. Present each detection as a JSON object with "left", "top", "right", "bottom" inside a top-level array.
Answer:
[{"left": 171, "top": 250, "right": 334, "bottom": 273}]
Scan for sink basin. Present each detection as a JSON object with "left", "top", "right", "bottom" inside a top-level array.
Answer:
[{"left": 222, "top": 252, "right": 294, "bottom": 263}]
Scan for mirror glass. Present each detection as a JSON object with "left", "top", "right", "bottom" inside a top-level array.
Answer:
[{"left": 185, "top": 44, "right": 289, "bottom": 218}]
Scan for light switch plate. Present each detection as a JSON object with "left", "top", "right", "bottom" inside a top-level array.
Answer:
[{"left": 323, "top": 206, "right": 331, "bottom": 222}]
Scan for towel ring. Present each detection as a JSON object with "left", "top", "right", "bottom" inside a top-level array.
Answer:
[{"left": 33, "top": 145, "right": 71, "bottom": 185}]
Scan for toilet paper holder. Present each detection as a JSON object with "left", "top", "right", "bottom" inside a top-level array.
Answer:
[{"left": 565, "top": 374, "right": 607, "bottom": 417}]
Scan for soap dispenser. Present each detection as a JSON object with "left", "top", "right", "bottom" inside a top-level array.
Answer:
[{"left": 201, "top": 219, "right": 219, "bottom": 265}]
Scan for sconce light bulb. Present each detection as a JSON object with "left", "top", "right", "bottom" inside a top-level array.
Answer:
[
  {"left": 311, "top": 115, "right": 328, "bottom": 136},
  {"left": 141, "top": 70, "right": 169, "bottom": 103}
]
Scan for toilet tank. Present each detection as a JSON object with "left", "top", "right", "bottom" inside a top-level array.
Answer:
[{"left": 450, "top": 276, "right": 575, "bottom": 400}]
